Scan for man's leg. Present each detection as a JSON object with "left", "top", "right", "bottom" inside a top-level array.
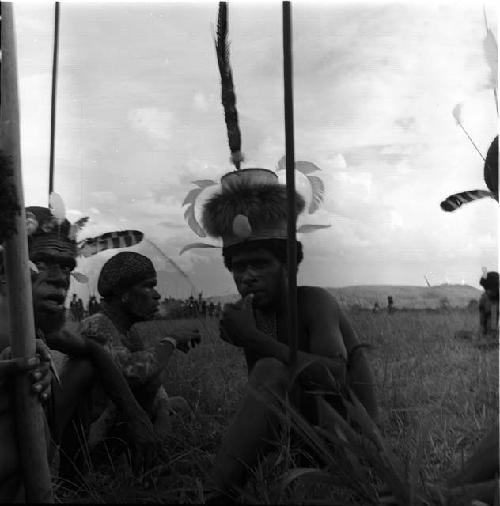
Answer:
[
  {"left": 51, "top": 358, "right": 95, "bottom": 484},
  {"left": 448, "top": 422, "right": 499, "bottom": 486},
  {"left": 212, "top": 358, "right": 289, "bottom": 496}
]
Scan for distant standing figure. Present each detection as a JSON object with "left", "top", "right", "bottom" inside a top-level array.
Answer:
[
  {"left": 478, "top": 271, "right": 499, "bottom": 340},
  {"left": 372, "top": 302, "right": 380, "bottom": 314},
  {"left": 88, "top": 296, "right": 100, "bottom": 316},
  {"left": 387, "top": 296, "right": 394, "bottom": 314},
  {"left": 70, "top": 293, "right": 78, "bottom": 321},
  {"left": 215, "top": 302, "right": 222, "bottom": 318},
  {"left": 76, "top": 298, "right": 85, "bottom": 321}
]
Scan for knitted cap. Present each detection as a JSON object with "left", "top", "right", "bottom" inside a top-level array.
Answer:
[{"left": 98, "top": 252, "right": 156, "bottom": 297}]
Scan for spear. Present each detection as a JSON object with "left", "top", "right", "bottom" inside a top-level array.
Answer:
[
  {"left": 0, "top": 3, "right": 54, "bottom": 501},
  {"left": 282, "top": 1, "right": 298, "bottom": 367},
  {"left": 48, "top": 1, "right": 60, "bottom": 196}
]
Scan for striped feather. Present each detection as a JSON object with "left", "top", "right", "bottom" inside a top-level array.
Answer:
[
  {"left": 77, "top": 230, "right": 144, "bottom": 257},
  {"left": 440, "top": 190, "right": 493, "bottom": 212}
]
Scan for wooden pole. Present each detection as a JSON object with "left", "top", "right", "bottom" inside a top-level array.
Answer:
[
  {"left": 282, "top": 1, "right": 298, "bottom": 366},
  {"left": 48, "top": 1, "right": 60, "bottom": 197},
  {"left": 0, "top": 3, "right": 54, "bottom": 502}
]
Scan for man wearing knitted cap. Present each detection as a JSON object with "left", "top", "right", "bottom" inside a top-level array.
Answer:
[
  {"left": 0, "top": 206, "right": 157, "bottom": 499},
  {"left": 198, "top": 169, "right": 378, "bottom": 499},
  {"left": 81, "top": 251, "right": 200, "bottom": 459}
]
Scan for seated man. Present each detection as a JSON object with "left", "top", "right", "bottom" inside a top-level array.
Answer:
[
  {"left": 81, "top": 251, "right": 200, "bottom": 446},
  {"left": 0, "top": 206, "right": 157, "bottom": 499},
  {"left": 198, "top": 169, "right": 378, "bottom": 498}
]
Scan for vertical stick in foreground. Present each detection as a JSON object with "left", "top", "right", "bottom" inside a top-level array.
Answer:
[
  {"left": 49, "top": 1, "right": 60, "bottom": 196},
  {"left": 0, "top": 3, "right": 54, "bottom": 502},
  {"left": 282, "top": 1, "right": 298, "bottom": 367}
]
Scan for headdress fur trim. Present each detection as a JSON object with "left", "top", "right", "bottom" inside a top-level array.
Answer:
[{"left": 202, "top": 181, "right": 305, "bottom": 240}]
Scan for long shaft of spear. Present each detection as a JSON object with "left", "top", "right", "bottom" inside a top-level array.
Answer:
[
  {"left": 282, "top": 1, "right": 298, "bottom": 367},
  {"left": 0, "top": 3, "right": 54, "bottom": 502},
  {"left": 49, "top": 1, "right": 60, "bottom": 197}
]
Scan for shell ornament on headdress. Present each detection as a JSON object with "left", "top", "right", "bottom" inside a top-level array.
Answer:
[{"left": 180, "top": 2, "right": 330, "bottom": 255}]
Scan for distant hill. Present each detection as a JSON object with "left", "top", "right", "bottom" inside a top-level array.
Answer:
[
  {"left": 207, "top": 284, "right": 482, "bottom": 309},
  {"left": 328, "top": 284, "right": 481, "bottom": 309}
]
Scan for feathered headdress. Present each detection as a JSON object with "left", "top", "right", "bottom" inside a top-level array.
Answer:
[
  {"left": 180, "top": 2, "right": 330, "bottom": 254},
  {"left": 440, "top": 14, "right": 498, "bottom": 212},
  {"left": 440, "top": 134, "right": 498, "bottom": 212},
  {"left": 0, "top": 187, "right": 144, "bottom": 283}
]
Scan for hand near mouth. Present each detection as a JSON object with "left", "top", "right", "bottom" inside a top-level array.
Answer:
[{"left": 220, "top": 294, "right": 258, "bottom": 346}]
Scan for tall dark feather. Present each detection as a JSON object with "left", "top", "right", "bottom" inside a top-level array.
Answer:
[{"left": 215, "top": 2, "right": 243, "bottom": 170}]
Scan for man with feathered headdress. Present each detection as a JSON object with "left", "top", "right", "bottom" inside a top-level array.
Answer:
[
  {"left": 198, "top": 167, "right": 379, "bottom": 499},
  {"left": 179, "top": 4, "right": 378, "bottom": 500},
  {"left": 0, "top": 203, "right": 158, "bottom": 499}
]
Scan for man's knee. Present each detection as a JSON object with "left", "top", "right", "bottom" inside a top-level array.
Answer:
[
  {"left": 249, "top": 358, "right": 288, "bottom": 391},
  {"left": 61, "top": 358, "right": 95, "bottom": 387}
]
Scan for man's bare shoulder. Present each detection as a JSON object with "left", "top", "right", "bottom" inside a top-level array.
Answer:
[
  {"left": 298, "top": 286, "right": 341, "bottom": 313},
  {"left": 80, "top": 312, "right": 116, "bottom": 345}
]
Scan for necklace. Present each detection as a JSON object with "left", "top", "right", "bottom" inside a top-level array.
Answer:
[{"left": 254, "top": 309, "right": 277, "bottom": 339}]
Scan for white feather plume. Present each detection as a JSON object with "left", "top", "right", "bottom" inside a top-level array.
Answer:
[{"left": 49, "top": 192, "right": 66, "bottom": 225}]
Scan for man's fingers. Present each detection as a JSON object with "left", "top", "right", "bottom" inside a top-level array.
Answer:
[
  {"left": 1, "top": 356, "right": 40, "bottom": 374},
  {"left": 35, "top": 339, "right": 52, "bottom": 362}
]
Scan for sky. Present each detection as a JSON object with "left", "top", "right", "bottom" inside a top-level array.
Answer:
[{"left": 10, "top": 0, "right": 499, "bottom": 299}]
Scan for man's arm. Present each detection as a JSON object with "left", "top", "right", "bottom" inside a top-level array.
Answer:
[
  {"left": 220, "top": 290, "right": 347, "bottom": 393},
  {"left": 479, "top": 295, "right": 488, "bottom": 335},
  {"left": 221, "top": 288, "right": 378, "bottom": 421},
  {"left": 336, "top": 302, "right": 379, "bottom": 421},
  {"left": 45, "top": 329, "right": 153, "bottom": 425}
]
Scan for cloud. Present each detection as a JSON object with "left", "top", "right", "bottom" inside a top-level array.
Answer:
[
  {"left": 129, "top": 107, "right": 173, "bottom": 143},
  {"left": 193, "top": 91, "right": 210, "bottom": 112},
  {"left": 89, "top": 191, "right": 119, "bottom": 205}
]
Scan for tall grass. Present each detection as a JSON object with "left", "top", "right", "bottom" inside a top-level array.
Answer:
[{"left": 57, "top": 308, "right": 498, "bottom": 504}]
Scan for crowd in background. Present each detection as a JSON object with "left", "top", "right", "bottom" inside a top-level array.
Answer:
[{"left": 68, "top": 292, "right": 223, "bottom": 322}]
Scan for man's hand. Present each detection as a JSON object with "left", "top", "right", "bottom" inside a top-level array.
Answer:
[
  {"left": 0, "top": 339, "right": 53, "bottom": 402},
  {"left": 170, "top": 328, "right": 201, "bottom": 354},
  {"left": 220, "top": 294, "right": 259, "bottom": 347}
]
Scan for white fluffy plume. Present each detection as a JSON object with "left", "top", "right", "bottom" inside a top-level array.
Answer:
[{"left": 49, "top": 192, "right": 66, "bottom": 224}]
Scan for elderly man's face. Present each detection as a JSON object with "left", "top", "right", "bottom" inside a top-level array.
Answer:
[
  {"left": 123, "top": 277, "right": 161, "bottom": 321},
  {"left": 30, "top": 248, "right": 76, "bottom": 333}
]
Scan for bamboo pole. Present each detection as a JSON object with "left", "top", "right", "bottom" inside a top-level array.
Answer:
[
  {"left": 282, "top": 1, "right": 298, "bottom": 367},
  {"left": 0, "top": 3, "right": 54, "bottom": 502},
  {"left": 48, "top": 1, "right": 60, "bottom": 196}
]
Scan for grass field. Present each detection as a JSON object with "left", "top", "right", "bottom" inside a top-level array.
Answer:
[{"left": 58, "top": 306, "right": 498, "bottom": 504}]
